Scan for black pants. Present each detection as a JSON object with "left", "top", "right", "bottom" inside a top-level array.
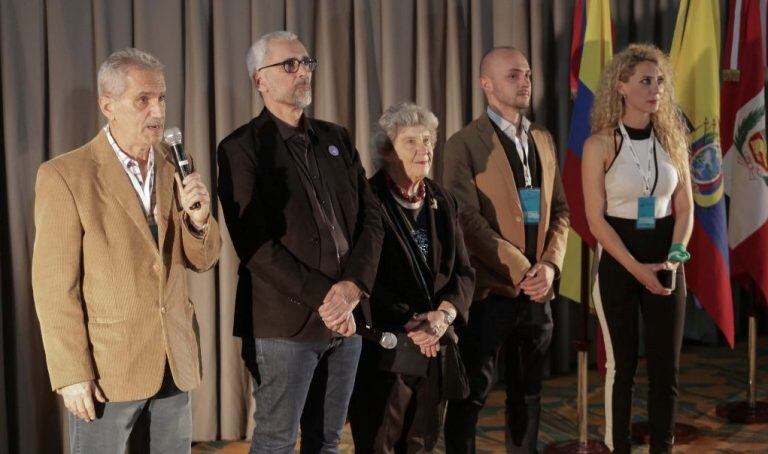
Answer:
[
  {"left": 595, "top": 216, "right": 686, "bottom": 454},
  {"left": 444, "top": 294, "right": 553, "bottom": 454},
  {"left": 350, "top": 344, "right": 443, "bottom": 454}
]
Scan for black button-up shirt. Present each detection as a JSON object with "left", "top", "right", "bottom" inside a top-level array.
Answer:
[
  {"left": 271, "top": 111, "right": 350, "bottom": 273},
  {"left": 269, "top": 110, "right": 351, "bottom": 340}
]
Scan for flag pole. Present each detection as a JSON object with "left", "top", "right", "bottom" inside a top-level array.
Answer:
[
  {"left": 545, "top": 239, "right": 609, "bottom": 453},
  {"left": 716, "top": 279, "right": 768, "bottom": 423}
]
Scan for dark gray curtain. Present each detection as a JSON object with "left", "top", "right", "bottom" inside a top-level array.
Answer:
[{"left": 1, "top": 1, "right": 735, "bottom": 452}]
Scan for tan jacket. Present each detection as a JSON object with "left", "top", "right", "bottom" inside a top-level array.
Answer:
[
  {"left": 440, "top": 113, "right": 569, "bottom": 301},
  {"left": 32, "top": 130, "right": 221, "bottom": 402}
]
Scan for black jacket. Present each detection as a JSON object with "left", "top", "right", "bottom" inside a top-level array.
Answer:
[
  {"left": 368, "top": 170, "right": 474, "bottom": 333},
  {"left": 217, "top": 109, "right": 384, "bottom": 338}
]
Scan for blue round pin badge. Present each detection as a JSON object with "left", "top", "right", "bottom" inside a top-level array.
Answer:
[{"left": 328, "top": 145, "right": 340, "bottom": 157}]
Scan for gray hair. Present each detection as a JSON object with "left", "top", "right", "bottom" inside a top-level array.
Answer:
[
  {"left": 97, "top": 48, "right": 164, "bottom": 97},
  {"left": 371, "top": 102, "right": 439, "bottom": 169},
  {"left": 246, "top": 31, "right": 299, "bottom": 78}
]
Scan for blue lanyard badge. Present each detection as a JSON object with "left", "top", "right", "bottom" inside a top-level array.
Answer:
[
  {"left": 636, "top": 196, "right": 656, "bottom": 230},
  {"left": 519, "top": 188, "right": 541, "bottom": 224}
]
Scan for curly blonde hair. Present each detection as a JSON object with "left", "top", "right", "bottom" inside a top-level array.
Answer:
[{"left": 591, "top": 43, "right": 689, "bottom": 180}]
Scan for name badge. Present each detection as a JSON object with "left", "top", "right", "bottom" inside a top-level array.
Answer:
[
  {"left": 636, "top": 196, "right": 656, "bottom": 230},
  {"left": 519, "top": 188, "right": 541, "bottom": 224}
]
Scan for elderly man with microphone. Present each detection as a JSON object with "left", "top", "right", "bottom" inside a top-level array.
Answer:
[{"left": 32, "top": 48, "right": 220, "bottom": 453}]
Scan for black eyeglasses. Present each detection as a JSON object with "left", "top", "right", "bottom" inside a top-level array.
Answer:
[{"left": 258, "top": 57, "right": 318, "bottom": 74}]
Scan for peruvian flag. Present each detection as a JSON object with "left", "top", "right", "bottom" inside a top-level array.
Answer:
[{"left": 722, "top": 0, "right": 768, "bottom": 305}]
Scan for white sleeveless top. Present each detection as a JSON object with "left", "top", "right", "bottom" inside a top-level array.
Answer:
[{"left": 604, "top": 129, "right": 678, "bottom": 219}]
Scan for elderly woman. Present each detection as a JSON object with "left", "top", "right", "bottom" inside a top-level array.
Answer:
[{"left": 349, "top": 102, "right": 475, "bottom": 453}]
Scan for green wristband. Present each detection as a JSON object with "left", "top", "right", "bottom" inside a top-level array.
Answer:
[{"left": 667, "top": 243, "right": 690, "bottom": 263}]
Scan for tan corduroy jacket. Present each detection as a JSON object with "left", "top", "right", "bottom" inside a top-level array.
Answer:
[
  {"left": 440, "top": 113, "right": 570, "bottom": 302},
  {"left": 32, "top": 130, "right": 221, "bottom": 402}
]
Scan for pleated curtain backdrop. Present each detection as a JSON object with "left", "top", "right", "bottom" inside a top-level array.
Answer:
[{"left": 0, "top": 0, "right": 691, "bottom": 452}]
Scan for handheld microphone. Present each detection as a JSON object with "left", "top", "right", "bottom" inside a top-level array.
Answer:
[
  {"left": 356, "top": 322, "right": 398, "bottom": 350},
  {"left": 163, "top": 127, "right": 200, "bottom": 210}
]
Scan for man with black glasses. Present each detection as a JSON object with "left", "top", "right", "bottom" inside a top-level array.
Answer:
[{"left": 217, "top": 31, "right": 383, "bottom": 453}]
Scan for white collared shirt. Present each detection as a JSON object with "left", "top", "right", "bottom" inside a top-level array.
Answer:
[
  {"left": 486, "top": 107, "right": 533, "bottom": 187},
  {"left": 105, "top": 125, "right": 157, "bottom": 226}
]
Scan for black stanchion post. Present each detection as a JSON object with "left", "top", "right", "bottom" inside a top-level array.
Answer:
[
  {"left": 545, "top": 240, "right": 609, "bottom": 453},
  {"left": 716, "top": 279, "right": 768, "bottom": 423}
]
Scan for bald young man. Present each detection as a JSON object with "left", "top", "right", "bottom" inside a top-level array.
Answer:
[{"left": 439, "top": 47, "right": 569, "bottom": 453}]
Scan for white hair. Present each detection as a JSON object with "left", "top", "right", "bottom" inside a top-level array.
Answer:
[
  {"left": 97, "top": 48, "right": 164, "bottom": 97},
  {"left": 246, "top": 31, "right": 299, "bottom": 78},
  {"left": 371, "top": 102, "right": 439, "bottom": 169}
]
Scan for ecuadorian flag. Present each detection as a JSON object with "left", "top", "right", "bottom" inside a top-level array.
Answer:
[
  {"left": 560, "top": 0, "right": 613, "bottom": 303},
  {"left": 670, "top": 0, "right": 735, "bottom": 347}
]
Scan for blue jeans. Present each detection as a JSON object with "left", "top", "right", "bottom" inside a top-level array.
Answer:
[
  {"left": 249, "top": 335, "right": 362, "bottom": 454},
  {"left": 68, "top": 364, "right": 191, "bottom": 453}
]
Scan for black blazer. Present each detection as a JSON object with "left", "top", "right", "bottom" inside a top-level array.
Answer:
[
  {"left": 368, "top": 170, "right": 474, "bottom": 333},
  {"left": 217, "top": 109, "right": 384, "bottom": 338}
]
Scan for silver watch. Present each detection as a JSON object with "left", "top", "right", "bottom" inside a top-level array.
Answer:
[{"left": 439, "top": 309, "right": 455, "bottom": 325}]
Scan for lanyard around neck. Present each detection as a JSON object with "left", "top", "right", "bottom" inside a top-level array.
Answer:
[
  {"left": 506, "top": 122, "right": 532, "bottom": 187},
  {"left": 618, "top": 122, "right": 658, "bottom": 196}
]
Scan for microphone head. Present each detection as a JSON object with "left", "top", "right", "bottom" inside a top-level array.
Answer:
[
  {"left": 163, "top": 127, "right": 183, "bottom": 146},
  {"left": 380, "top": 332, "right": 398, "bottom": 350}
]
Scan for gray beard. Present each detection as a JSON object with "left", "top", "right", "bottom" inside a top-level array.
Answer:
[{"left": 294, "top": 89, "right": 312, "bottom": 109}]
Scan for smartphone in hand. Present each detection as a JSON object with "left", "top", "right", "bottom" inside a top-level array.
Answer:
[{"left": 657, "top": 268, "right": 676, "bottom": 291}]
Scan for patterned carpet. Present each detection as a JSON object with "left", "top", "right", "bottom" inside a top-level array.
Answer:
[{"left": 193, "top": 337, "right": 768, "bottom": 453}]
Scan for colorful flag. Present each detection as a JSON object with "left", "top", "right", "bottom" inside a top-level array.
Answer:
[
  {"left": 560, "top": 0, "right": 613, "bottom": 304},
  {"left": 569, "top": 0, "right": 586, "bottom": 97},
  {"left": 722, "top": 0, "right": 768, "bottom": 306},
  {"left": 670, "top": 0, "right": 735, "bottom": 347}
]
